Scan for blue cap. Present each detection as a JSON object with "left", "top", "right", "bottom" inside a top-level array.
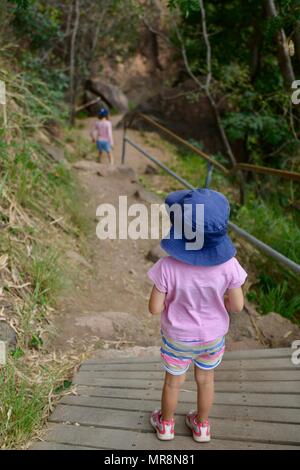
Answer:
[
  {"left": 98, "top": 107, "right": 109, "bottom": 118},
  {"left": 161, "top": 188, "right": 236, "bottom": 266}
]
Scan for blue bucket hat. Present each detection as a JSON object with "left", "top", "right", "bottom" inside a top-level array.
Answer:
[
  {"left": 161, "top": 188, "right": 236, "bottom": 266},
  {"left": 98, "top": 107, "right": 109, "bottom": 118}
]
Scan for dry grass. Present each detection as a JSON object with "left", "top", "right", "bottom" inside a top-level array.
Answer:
[{"left": 0, "top": 57, "right": 91, "bottom": 448}]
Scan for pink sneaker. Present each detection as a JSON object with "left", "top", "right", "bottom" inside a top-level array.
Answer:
[
  {"left": 150, "top": 409, "right": 175, "bottom": 441},
  {"left": 185, "top": 411, "right": 211, "bottom": 442}
]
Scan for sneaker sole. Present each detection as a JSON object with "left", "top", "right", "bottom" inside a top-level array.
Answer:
[
  {"left": 185, "top": 416, "right": 211, "bottom": 443},
  {"left": 150, "top": 417, "right": 174, "bottom": 441}
]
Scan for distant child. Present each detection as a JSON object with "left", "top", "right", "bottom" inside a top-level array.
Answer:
[
  {"left": 147, "top": 188, "right": 247, "bottom": 442},
  {"left": 90, "top": 107, "right": 114, "bottom": 165}
]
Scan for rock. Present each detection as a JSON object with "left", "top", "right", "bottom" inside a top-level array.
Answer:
[
  {"left": 144, "top": 164, "right": 159, "bottom": 175},
  {"left": 116, "top": 165, "right": 137, "bottom": 182},
  {"left": 134, "top": 188, "right": 162, "bottom": 204},
  {"left": 66, "top": 251, "right": 92, "bottom": 269},
  {"left": 146, "top": 245, "right": 167, "bottom": 263},
  {"left": 227, "top": 310, "right": 257, "bottom": 343},
  {"left": 75, "top": 315, "right": 115, "bottom": 337},
  {"left": 74, "top": 161, "right": 137, "bottom": 182},
  {"left": 35, "top": 130, "right": 51, "bottom": 145},
  {"left": 98, "top": 164, "right": 137, "bottom": 181},
  {"left": 129, "top": 268, "right": 137, "bottom": 276},
  {"left": 96, "top": 166, "right": 115, "bottom": 177},
  {"left": 86, "top": 79, "right": 129, "bottom": 112},
  {"left": 0, "top": 321, "right": 17, "bottom": 350},
  {"left": 43, "top": 120, "right": 63, "bottom": 139},
  {"left": 83, "top": 91, "right": 104, "bottom": 115},
  {"left": 73, "top": 160, "right": 104, "bottom": 173},
  {"left": 256, "top": 312, "right": 300, "bottom": 348},
  {"left": 43, "top": 144, "right": 65, "bottom": 163},
  {"left": 226, "top": 338, "right": 265, "bottom": 351},
  {"left": 74, "top": 311, "right": 138, "bottom": 338},
  {"left": 126, "top": 79, "right": 226, "bottom": 155}
]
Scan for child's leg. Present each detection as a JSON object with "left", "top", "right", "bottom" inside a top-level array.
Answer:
[
  {"left": 107, "top": 151, "right": 114, "bottom": 165},
  {"left": 194, "top": 366, "right": 214, "bottom": 422},
  {"left": 161, "top": 372, "right": 186, "bottom": 421},
  {"left": 98, "top": 151, "right": 103, "bottom": 163}
]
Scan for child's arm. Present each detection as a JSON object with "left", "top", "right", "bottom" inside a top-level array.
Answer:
[
  {"left": 148, "top": 286, "right": 166, "bottom": 315},
  {"left": 90, "top": 122, "right": 97, "bottom": 142},
  {"left": 224, "top": 287, "right": 244, "bottom": 313}
]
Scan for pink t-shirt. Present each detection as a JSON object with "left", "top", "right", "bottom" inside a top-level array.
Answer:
[
  {"left": 91, "top": 120, "right": 113, "bottom": 145},
  {"left": 147, "top": 256, "right": 247, "bottom": 342}
]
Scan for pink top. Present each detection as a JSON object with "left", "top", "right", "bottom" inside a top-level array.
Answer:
[
  {"left": 91, "top": 120, "right": 113, "bottom": 145},
  {"left": 147, "top": 256, "right": 247, "bottom": 342}
]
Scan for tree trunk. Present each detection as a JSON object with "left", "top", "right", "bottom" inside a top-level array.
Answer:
[
  {"left": 293, "top": 21, "right": 300, "bottom": 65},
  {"left": 264, "top": 0, "right": 295, "bottom": 89},
  {"left": 69, "top": 0, "right": 80, "bottom": 125},
  {"left": 250, "top": 25, "right": 263, "bottom": 83}
]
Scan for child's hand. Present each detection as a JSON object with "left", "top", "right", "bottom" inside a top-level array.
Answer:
[{"left": 149, "top": 285, "right": 166, "bottom": 315}]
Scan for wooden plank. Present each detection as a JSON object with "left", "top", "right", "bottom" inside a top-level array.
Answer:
[
  {"left": 32, "top": 441, "right": 97, "bottom": 450},
  {"left": 221, "top": 358, "right": 296, "bottom": 370},
  {"left": 48, "top": 405, "right": 300, "bottom": 445},
  {"left": 49, "top": 406, "right": 147, "bottom": 431},
  {"left": 74, "top": 373, "right": 300, "bottom": 394},
  {"left": 224, "top": 348, "right": 291, "bottom": 359},
  {"left": 45, "top": 423, "right": 139, "bottom": 449},
  {"left": 61, "top": 395, "right": 300, "bottom": 424},
  {"left": 44, "top": 423, "right": 300, "bottom": 450},
  {"left": 83, "top": 348, "right": 292, "bottom": 365},
  {"left": 133, "top": 433, "right": 300, "bottom": 450},
  {"left": 82, "top": 348, "right": 291, "bottom": 365},
  {"left": 76, "top": 385, "right": 300, "bottom": 408},
  {"left": 79, "top": 368, "right": 300, "bottom": 382},
  {"left": 78, "top": 357, "right": 297, "bottom": 371}
]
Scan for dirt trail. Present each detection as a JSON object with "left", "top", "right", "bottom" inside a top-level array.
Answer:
[
  {"left": 50, "top": 116, "right": 172, "bottom": 353},
  {"left": 50, "top": 115, "right": 264, "bottom": 355}
]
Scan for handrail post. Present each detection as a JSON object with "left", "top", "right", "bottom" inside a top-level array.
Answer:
[
  {"left": 205, "top": 162, "right": 213, "bottom": 188},
  {"left": 121, "top": 129, "right": 127, "bottom": 165}
]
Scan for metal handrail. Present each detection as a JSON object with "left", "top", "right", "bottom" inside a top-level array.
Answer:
[
  {"left": 233, "top": 163, "right": 300, "bottom": 182},
  {"left": 125, "top": 112, "right": 229, "bottom": 174},
  {"left": 121, "top": 134, "right": 300, "bottom": 276},
  {"left": 126, "top": 112, "right": 300, "bottom": 183}
]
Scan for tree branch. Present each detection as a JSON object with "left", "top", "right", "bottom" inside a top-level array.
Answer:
[
  {"left": 69, "top": 0, "right": 81, "bottom": 125},
  {"left": 173, "top": 1, "right": 236, "bottom": 167}
]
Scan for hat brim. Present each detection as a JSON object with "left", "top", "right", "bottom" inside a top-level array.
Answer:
[
  {"left": 161, "top": 226, "right": 236, "bottom": 267},
  {"left": 165, "top": 189, "right": 192, "bottom": 208}
]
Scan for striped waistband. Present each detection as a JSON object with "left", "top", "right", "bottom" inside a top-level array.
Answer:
[{"left": 161, "top": 333, "right": 225, "bottom": 355}]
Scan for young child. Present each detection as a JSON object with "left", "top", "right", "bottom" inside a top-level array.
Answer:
[
  {"left": 90, "top": 107, "right": 114, "bottom": 165},
  {"left": 147, "top": 188, "right": 247, "bottom": 443}
]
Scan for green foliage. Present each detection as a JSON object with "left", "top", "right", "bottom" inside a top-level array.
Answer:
[
  {"left": 254, "top": 274, "right": 300, "bottom": 319},
  {"left": 0, "top": 364, "right": 47, "bottom": 448},
  {"left": 168, "top": 0, "right": 300, "bottom": 167},
  {"left": 235, "top": 197, "right": 300, "bottom": 263},
  {"left": 8, "top": 0, "right": 31, "bottom": 9},
  {"left": 11, "top": 2, "right": 62, "bottom": 50}
]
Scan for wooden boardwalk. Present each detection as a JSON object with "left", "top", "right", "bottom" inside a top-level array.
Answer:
[{"left": 33, "top": 348, "right": 300, "bottom": 450}]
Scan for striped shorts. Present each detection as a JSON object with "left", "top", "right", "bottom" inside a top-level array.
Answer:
[{"left": 160, "top": 333, "right": 225, "bottom": 376}]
